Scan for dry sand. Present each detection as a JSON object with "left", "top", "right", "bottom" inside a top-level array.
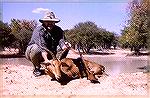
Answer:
[{"left": 1, "top": 62, "right": 148, "bottom": 96}]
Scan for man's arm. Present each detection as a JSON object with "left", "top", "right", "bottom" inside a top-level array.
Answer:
[
  {"left": 36, "top": 27, "right": 53, "bottom": 64},
  {"left": 41, "top": 52, "right": 51, "bottom": 62}
]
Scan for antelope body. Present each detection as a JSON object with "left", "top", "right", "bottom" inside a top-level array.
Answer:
[
  {"left": 40, "top": 47, "right": 105, "bottom": 83},
  {"left": 61, "top": 58, "right": 105, "bottom": 79}
]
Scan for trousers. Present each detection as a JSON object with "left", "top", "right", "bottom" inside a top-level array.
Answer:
[{"left": 25, "top": 44, "right": 68, "bottom": 69}]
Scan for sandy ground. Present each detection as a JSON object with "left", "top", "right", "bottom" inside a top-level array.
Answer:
[
  {"left": 1, "top": 63, "right": 149, "bottom": 96},
  {"left": 0, "top": 49, "right": 149, "bottom": 97}
]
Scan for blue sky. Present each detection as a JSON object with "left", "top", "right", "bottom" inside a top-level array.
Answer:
[{"left": 2, "top": 1, "right": 129, "bottom": 35}]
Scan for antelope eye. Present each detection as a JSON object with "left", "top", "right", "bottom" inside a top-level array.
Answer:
[{"left": 52, "top": 64, "right": 55, "bottom": 67}]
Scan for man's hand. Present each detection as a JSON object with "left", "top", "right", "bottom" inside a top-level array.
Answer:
[
  {"left": 41, "top": 51, "right": 53, "bottom": 65},
  {"left": 62, "top": 42, "right": 71, "bottom": 50}
]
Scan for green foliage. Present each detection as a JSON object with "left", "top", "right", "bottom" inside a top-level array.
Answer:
[
  {"left": 0, "top": 21, "right": 15, "bottom": 49},
  {"left": 119, "top": 0, "right": 150, "bottom": 53},
  {"left": 65, "top": 21, "right": 99, "bottom": 53},
  {"left": 65, "top": 21, "right": 117, "bottom": 53},
  {"left": 101, "top": 31, "right": 117, "bottom": 49},
  {"left": 10, "top": 19, "right": 37, "bottom": 54}
]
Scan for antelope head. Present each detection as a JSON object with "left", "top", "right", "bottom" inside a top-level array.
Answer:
[{"left": 41, "top": 47, "right": 62, "bottom": 81}]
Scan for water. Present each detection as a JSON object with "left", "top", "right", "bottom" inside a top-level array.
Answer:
[
  {"left": 84, "top": 56, "right": 148, "bottom": 76},
  {"left": 0, "top": 56, "right": 148, "bottom": 76}
]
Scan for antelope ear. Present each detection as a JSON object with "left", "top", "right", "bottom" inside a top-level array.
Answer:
[
  {"left": 60, "top": 62, "right": 68, "bottom": 68},
  {"left": 60, "top": 62, "right": 69, "bottom": 72}
]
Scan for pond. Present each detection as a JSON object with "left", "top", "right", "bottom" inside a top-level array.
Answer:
[
  {"left": 0, "top": 56, "right": 148, "bottom": 76},
  {"left": 84, "top": 55, "right": 148, "bottom": 76}
]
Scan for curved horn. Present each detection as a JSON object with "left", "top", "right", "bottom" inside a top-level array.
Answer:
[{"left": 40, "top": 47, "right": 57, "bottom": 60}]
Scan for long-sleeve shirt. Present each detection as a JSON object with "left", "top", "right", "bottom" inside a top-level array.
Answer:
[{"left": 28, "top": 24, "right": 65, "bottom": 53}]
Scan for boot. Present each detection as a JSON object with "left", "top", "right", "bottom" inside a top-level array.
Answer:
[{"left": 33, "top": 68, "right": 46, "bottom": 77}]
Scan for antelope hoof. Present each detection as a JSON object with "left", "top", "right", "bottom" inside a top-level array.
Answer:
[
  {"left": 90, "top": 80, "right": 100, "bottom": 84},
  {"left": 55, "top": 75, "right": 61, "bottom": 81}
]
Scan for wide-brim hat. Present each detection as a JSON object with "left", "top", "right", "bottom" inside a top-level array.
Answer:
[{"left": 39, "top": 11, "right": 60, "bottom": 23}]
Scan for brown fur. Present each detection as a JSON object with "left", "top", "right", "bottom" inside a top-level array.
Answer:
[
  {"left": 61, "top": 58, "right": 81, "bottom": 78},
  {"left": 60, "top": 58, "right": 105, "bottom": 79},
  {"left": 83, "top": 59, "right": 105, "bottom": 76},
  {"left": 41, "top": 57, "right": 105, "bottom": 83},
  {"left": 41, "top": 60, "right": 62, "bottom": 81}
]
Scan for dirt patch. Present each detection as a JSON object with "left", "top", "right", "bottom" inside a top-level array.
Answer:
[{"left": 1, "top": 63, "right": 148, "bottom": 96}]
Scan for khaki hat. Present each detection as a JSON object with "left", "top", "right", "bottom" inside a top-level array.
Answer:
[{"left": 39, "top": 11, "right": 60, "bottom": 23}]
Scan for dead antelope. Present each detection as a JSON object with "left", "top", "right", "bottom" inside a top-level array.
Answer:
[
  {"left": 60, "top": 58, "right": 81, "bottom": 79},
  {"left": 40, "top": 47, "right": 62, "bottom": 81},
  {"left": 60, "top": 57, "right": 105, "bottom": 83},
  {"left": 40, "top": 47, "right": 105, "bottom": 83},
  {"left": 83, "top": 59, "right": 105, "bottom": 77}
]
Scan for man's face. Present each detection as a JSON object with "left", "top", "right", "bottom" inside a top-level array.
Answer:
[{"left": 43, "top": 21, "right": 55, "bottom": 29}]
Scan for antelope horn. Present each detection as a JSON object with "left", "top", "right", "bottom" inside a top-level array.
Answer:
[{"left": 40, "top": 47, "right": 57, "bottom": 60}]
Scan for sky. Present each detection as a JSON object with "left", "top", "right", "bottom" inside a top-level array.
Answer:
[{"left": 1, "top": 0, "right": 129, "bottom": 35}]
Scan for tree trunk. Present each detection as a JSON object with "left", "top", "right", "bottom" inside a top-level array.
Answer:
[
  {"left": 18, "top": 41, "right": 25, "bottom": 55},
  {"left": 134, "top": 46, "right": 140, "bottom": 55}
]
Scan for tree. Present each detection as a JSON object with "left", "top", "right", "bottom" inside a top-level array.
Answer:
[
  {"left": 119, "top": 0, "right": 150, "bottom": 55},
  {"left": 65, "top": 21, "right": 100, "bottom": 53},
  {"left": 10, "top": 19, "right": 37, "bottom": 54},
  {"left": 146, "top": 0, "right": 150, "bottom": 50},
  {"left": 65, "top": 21, "right": 117, "bottom": 53},
  {"left": 101, "top": 31, "right": 116, "bottom": 49},
  {"left": 0, "top": 21, "right": 15, "bottom": 50}
]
